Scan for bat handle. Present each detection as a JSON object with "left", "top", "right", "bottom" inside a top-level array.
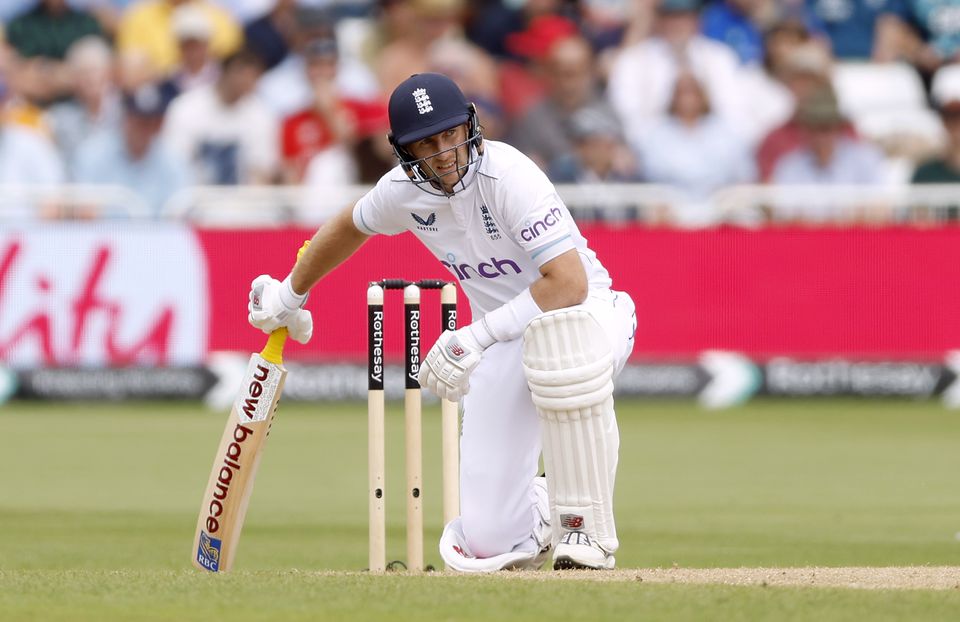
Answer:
[{"left": 261, "top": 327, "right": 288, "bottom": 365}]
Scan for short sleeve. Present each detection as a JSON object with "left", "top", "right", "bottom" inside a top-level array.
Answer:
[
  {"left": 352, "top": 171, "right": 408, "bottom": 236},
  {"left": 496, "top": 159, "right": 576, "bottom": 267}
]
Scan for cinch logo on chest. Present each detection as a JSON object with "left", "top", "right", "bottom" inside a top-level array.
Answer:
[
  {"left": 412, "top": 212, "right": 438, "bottom": 231},
  {"left": 520, "top": 206, "right": 564, "bottom": 242},
  {"left": 440, "top": 253, "right": 522, "bottom": 280}
]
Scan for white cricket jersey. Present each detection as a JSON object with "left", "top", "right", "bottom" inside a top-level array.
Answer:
[{"left": 353, "top": 140, "right": 612, "bottom": 316}]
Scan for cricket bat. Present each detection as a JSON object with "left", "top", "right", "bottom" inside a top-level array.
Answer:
[{"left": 191, "top": 244, "right": 307, "bottom": 573}]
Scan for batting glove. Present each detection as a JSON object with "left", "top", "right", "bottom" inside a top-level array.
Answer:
[
  {"left": 418, "top": 323, "right": 493, "bottom": 401},
  {"left": 247, "top": 274, "right": 313, "bottom": 344}
]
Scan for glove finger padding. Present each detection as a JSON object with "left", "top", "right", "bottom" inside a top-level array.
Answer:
[
  {"left": 421, "top": 364, "right": 451, "bottom": 401},
  {"left": 417, "top": 355, "right": 433, "bottom": 388},
  {"left": 418, "top": 328, "right": 483, "bottom": 400},
  {"left": 248, "top": 312, "right": 280, "bottom": 335},
  {"left": 287, "top": 309, "right": 314, "bottom": 344}
]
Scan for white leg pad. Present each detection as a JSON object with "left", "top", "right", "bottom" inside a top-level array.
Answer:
[{"left": 522, "top": 309, "right": 619, "bottom": 554}]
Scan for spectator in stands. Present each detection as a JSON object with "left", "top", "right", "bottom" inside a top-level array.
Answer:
[
  {"left": 771, "top": 84, "right": 885, "bottom": 186},
  {"left": 755, "top": 40, "right": 856, "bottom": 181},
  {"left": 912, "top": 64, "right": 960, "bottom": 183},
  {"left": 507, "top": 34, "right": 618, "bottom": 171},
  {"left": 700, "top": 0, "right": 772, "bottom": 65},
  {"left": 161, "top": 2, "right": 220, "bottom": 96},
  {"left": 257, "top": 6, "right": 380, "bottom": 117},
  {"left": 279, "top": 30, "right": 389, "bottom": 184},
  {"left": 73, "top": 1, "right": 128, "bottom": 37},
  {"left": 577, "top": 0, "right": 637, "bottom": 54},
  {"left": 376, "top": 0, "right": 498, "bottom": 99},
  {"left": 244, "top": 0, "right": 298, "bottom": 71},
  {"left": 466, "top": 0, "right": 567, "bottom": 60},
  {"left": 802, "top": 0, "right": 907, "bottom": 60},
  {"left": 163, "top": 48, "right": 278, "bottom": 185},
  {"left": 73, "top": 81, "right": 189, "bottom": 216},
  {"left": 547, "top": 105, "right": 638, "bottom": 183},
  {"left": 607, "top": 0, "right": 750, "bottom": 151},
  {"left": 6, "top": 0, "right": 104, "bottom": 61},
  {"left": 46, "top": 36, "right": 123, "bottom": 173},
  {"left": 0, "top": 39, "right": 54, "bottom": 135},
  {"left": 117, "top": 0, "right": 242, "bottom": 77},
  {"left": 0, "top": 89, "right": 65, "bottom": 190},
  {"left": 637, "top": 70, "right": 755, "bottom": 225},
  {"left": 5, "top": 0, "right": 105, "bottom": 105},
  {"left": 885, "top": 1, "right": 960, "bottom": 76},
  {"left": 498, "top": 14, "right": 578, "bottom": 122}
]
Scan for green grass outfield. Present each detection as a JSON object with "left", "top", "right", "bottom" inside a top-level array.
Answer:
[{"left": 2, "top": 398, "right": 959, "bottom": 620}]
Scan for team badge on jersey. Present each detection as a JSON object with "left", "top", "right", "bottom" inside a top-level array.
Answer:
[{"left": 479, "top": 205, "right": 501, "bottom": 240}]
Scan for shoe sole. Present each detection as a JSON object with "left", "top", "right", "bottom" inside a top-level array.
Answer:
[{"left": 553, "top": 555, "right": 603, "bottom": 570}]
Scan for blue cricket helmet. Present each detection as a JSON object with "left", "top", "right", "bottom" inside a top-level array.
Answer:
[{"left": 387, "top": 73, "right": 483, "bottom": 196}]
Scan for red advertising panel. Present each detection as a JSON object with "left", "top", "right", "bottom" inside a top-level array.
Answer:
[
  {"left": 585, "top": 226, "right": 960, "bottom": 361},
  {"left": 3, "top": 224, "right": 959, "bottom": 368},
  {"left": 199, "top": 226, "right": 960, "bottom": 362}
]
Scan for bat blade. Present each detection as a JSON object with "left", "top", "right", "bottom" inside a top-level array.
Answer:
[{"left": 191, "top": 350, "right": 287, "bottom": 573}]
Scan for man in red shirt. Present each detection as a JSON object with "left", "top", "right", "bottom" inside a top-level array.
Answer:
[{"left": 280, "top": 33, "right": 388, "bottom": 183}]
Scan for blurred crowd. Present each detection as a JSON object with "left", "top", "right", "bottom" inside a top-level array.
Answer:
[{"left": 3, "top": 0, "right": 960, "bottom": 222}]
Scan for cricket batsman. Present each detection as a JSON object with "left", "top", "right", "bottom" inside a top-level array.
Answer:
[{"left": 247, "top": 73, "right": 636, "bottom": 571}]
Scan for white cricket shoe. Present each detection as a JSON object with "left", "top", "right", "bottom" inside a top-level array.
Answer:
[
  {"left": 553, "top": 531, "right": 616, "bottom": 570},
  {"left": 528, "top": 476, "right": 552, "bottom": 570}
]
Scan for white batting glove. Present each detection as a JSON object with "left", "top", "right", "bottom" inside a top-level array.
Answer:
[
  {"left": 418, "top": 324, "right": 493, "bottom": 401},
  {"left": 247, "top": 274, "right": 313, "bottom": 343},
  {"left": 285, "top": 309, "right": 314, "bottom": 344}
]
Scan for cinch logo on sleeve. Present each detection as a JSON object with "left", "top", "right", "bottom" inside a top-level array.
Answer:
[
  {"left": 440, "top": 253, "right": 522, "bottom": 281},
  {"left": 196, "top": 531, "right": 223, "bottom": 572},
  {"left": 520, "top": 206, "right": 564, "bottom": 242}
]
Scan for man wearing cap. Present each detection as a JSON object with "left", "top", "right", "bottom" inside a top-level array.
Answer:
[
  {"left": 246, "top": 73, "right": 637, "bottom": 571},
  {"left": 164, "top": 3, "right": 220, "bottom": 94},
  {"left": 771, "top": 84, "right": 885, "bottom": 187},
  {"left": 73, "top": 82, "right": 190, "bottom": 216},
  {"left": 256, "top": 6, "right": 379, "bottom": 117},
  {"left": 770, "top": 84, "right": 886, "bottom": 221},
  {"left": 117, "top": 0, "right": 241, "bottom": 76}
]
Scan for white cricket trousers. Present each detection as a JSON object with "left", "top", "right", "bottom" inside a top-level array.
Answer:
[{"left": 458, "top": 289, "right": 636, "bottom": 558}]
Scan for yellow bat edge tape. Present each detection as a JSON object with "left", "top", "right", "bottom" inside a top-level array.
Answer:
[{"left": 260, "top": 240, "right": 311, "bottom": 366}]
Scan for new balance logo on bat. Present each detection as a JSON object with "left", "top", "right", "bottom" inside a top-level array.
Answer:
[{"left": 235, "top": 361, "right": 280, "bottom": 423}]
